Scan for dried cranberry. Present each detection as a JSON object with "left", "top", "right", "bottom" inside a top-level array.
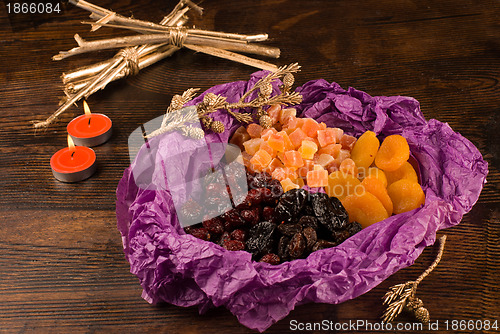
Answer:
[
  {"left": 223, "top": 240, "right": 245, "bottom": 251},
  {"left": 217, "top": 231, "right": 231, "bottom": 246},
  {"left": 240, "top": 207, "right": 259, "bottom": 225},
  {"left": 221, "top": 209, "right": 245, "bottom": 227},
  {"left": 243, "top": 188, "right": 263, "bottom": 206},
  {"left": 202, "top": 217, "right": 224, "bottom": 235},
  {"left": 249, "top": 172, "right": 272, "bottom": 189},
  {"left": 259, "top": 253, "right": 281, "bottom": 265},
  {"left": 262, "top": 206, "right": 275, "bottom": 222},
  {"left": 230, "top": 229, "right": 247, "bottom": 242},
  {"left": 189, "top": 227, "right": 210, "bottom": 241}
]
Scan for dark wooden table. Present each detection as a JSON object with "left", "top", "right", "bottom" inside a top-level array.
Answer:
[{"left": 1, "top": 0, "right": 499, "bottom": 333}]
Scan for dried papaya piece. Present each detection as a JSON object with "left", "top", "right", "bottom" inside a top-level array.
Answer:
[
  {"left": 387, "top": 179, "right": 425, "bottom": 214},
  {"left": 375, "top": 135, "right": 410, "bottom": 171}
]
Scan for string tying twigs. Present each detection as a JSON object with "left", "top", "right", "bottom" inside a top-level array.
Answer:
[
  {"left": 382, "top": 235, "right": 447, "bottom": 324},
  {"left": 33, "top": 0, "right": 280, "bottom": 129}
]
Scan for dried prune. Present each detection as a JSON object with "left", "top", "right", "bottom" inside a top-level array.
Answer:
[
  {"left": 332, "top": 230, "right": 350, "bottom": 245},
  {"left": 302, "top": 227, "right": 317, "bottom": 250},
  {"left": 246, "top": 221, "right": 276, "bottom": 257},
  {"left": 330, "top": 196, "right": 349, "bottom": 223},
  {"left": 298, "top": 215, "right": 319, "bottom": 230},
  {"left": 311, "top": 192, "right": 347, "bottom": 232},
  {"left": 202, "top": 217, "right": 224, "bottom": 235},
  {"left": 301, "top": 204, "right": 315, "bottom": 217},
  {"left": 275, "top": 188, "right": 307, "bottom": 222},
  {"left": 277, "top": 223, "right": 302, "bottom": 236},
  {"left": 230, "top": 229, "right": 247, "bottom": 242},
  {"left": 346, "top": 221, "right": 362, "bottom": 236},
  {"left": 189, "top": 227, "right": 210, "bottom": 241},
  {"left": 223, "top": 240, "right": 245, "bottom": 251},
  {"left": 311, "top": 239, "right": 337, "bottom": 252},
  {"left": 288, "top": 232, "right": 306, "bottom": 259},
  {"left": 260, "top": 253, "right": 281, "bottom": 265},
  {"left": 278, "top": 235, "right": 290, "bottom": 260}
]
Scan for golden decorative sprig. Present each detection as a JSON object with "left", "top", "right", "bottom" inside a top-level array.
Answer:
[
  {"left": 382, "top": 235, "right": 447, "bottom": 324},
  {"left": 33, "top": 0, "right": 280, "bottom": 129},
  {"left": 146, "top": 63, "right": 302, "bottom": 139}
]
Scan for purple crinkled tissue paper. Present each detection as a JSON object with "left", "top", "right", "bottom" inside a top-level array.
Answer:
[{"left": 116, "top": 71, "right": 488, "bottom": 332}]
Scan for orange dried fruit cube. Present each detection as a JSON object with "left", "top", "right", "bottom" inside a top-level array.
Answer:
[
  {"left": 284, "top": 150, "right": 304, "bottom": 168},
  {"left": 298, "top": 140, "right": 318, "bottom": 160},
  {"left": 387, "top": 179, "right": 425, "bottom": 214},
  {"left": 247, "top": 123, "right": 263, "bottom": 138},
  {"left": 250, "top": 149, "right": 272, "bottom": 169},
  {"left": 283, "top": 115, "right": 299, "bottom": 130},
  {"left": 243, "top": 138, "right": 263, "bottom": 155},
  {"left": 267, "top": 133, "right": 285, "bottom": 152},
  {"left": 375, "top": 135, "right": 410, "bottom": 172},
  {"left": 330, "top": 128, "right": 344, "bottom": 143},
  {"left": 261, "top": 127, "right": 278, "bottom": 141},
  {"left": 341, "top": 191, "right": 389, "bottom": 228},
  {"left": 301, "top": 118, "right": 322, "bottom": 137},
  {"left": 306, "top": 168, "right": 328, "bottom": 188},
  {"left": 317, "top": 128, "right": 339, "bottom": 147},
  {"left": 279, "top": 108, "right": 297, "bottom": 124},
  {"left": 385, "top": 161, "right": 418, "bottom": 186},
  {"left": 316, "top": 153, "right": 335, "bottom": 168},
  {"left": 259, "top": 140, "right": 276, "bottom": 158},
  {"left": 297, "top": 159, "right": 315, "bottom": 178},
  {"left": 361, "top": 177, "right": 393, "bottom": 216},
  {"left": 325, "top": 170, "right": 361, "bottom": 200},
  {"left": 336, "top": 149, "right": 351, "bottom": 163},
  {"left": 289, "top": 128, "right": 307, "bottom": 149},
  {"left": 281, "top": 177, "right": 300, "bottom": 192},
  {"left": 362, "top": 167, "right": 388, "bottom": 188},
  {"left": 267, "top": 104, "right": 282, "bottom": 124},
  {"left": 318, "top": 143, "right": 342, "bottom": 158},
  {"left": 340, "top": 134, "right": 357, "bottom": 150},
  {"left": 339, "top": 158, "right": 358, "bottom": 177},
  {"left": 350, "top": 131, "right": 380, "bottom": 170},
  {"left": 277, "top": 131, "right": 294, "bottom": 151}
]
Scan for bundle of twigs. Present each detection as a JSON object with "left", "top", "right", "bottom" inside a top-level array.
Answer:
[{"left": 33, "top": 0, "right": 280, "bottom": 129}]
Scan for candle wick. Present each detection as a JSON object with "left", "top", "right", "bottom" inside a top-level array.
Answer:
[
  {"left": 88, "top": 117, "right": 91, "bottom": 126},
  {"left": 71, "top": 151, "right": 75, "bottom": 158}
]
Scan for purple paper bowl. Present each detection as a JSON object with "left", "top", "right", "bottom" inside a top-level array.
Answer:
[{"left": 116, "top": 71, "right": 487, "bottom": 332}]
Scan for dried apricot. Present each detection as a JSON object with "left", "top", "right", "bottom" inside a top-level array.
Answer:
[
  {"left": 341, "top": 191, "right": 389, "bottom": 228},
  {"left": 362, "top": 167, "right": 388, "bottom": 188},
  {"left": 350, "top": 131, "right": 380, "bottom": 170},
  {"left": 385, "top": 161, "right": 418, "bottom": 185},
  {"left": 360, "top": 177, "right": 393, "bottom": 216},
  {"left": 375, "top": 135, "right": 410, "bottom": 171},
  {"left": 325, "top": 170, "right": 361, "bottom": 200},
  {"left": 387, "top": 179, "right": 425, "bottom": 214}
]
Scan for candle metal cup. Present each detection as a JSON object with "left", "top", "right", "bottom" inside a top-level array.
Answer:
[
  {"left": 67, "top": 113, "right": 112, "bottom": 147},
  {"left": 50, "top": 146, "right": 97, "bottom": 182}
]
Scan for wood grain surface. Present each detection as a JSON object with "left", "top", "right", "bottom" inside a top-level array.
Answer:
[{"left": 0, "top": 0, "right": 498, "bottom": 333}]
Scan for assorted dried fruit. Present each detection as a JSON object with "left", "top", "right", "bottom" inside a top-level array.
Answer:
[
  {"left": 184, "top": 108, "right": 427, "bottom": 263},
  {"left": 184, "top": 171, "right": 362, "bottom": 264}
]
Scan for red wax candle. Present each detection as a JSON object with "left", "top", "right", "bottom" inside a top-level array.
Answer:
[
  {"left": 67, "top": 101, "right": 112, "bottom": 147},
  {"left": 51, "top": 136, "right": 97, "bottom": 183}
]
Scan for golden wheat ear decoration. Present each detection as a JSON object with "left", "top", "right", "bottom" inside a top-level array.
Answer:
[{"left": 382, "top": 235, "right": 447, "bottom": 324}]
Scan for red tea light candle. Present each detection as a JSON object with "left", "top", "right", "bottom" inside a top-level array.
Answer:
[
  {"left": 67, "top": 100, "right": 112, "bottom": 147},
  {"left": 51, "top": 136, "right": 97, "bottom": 183}
]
